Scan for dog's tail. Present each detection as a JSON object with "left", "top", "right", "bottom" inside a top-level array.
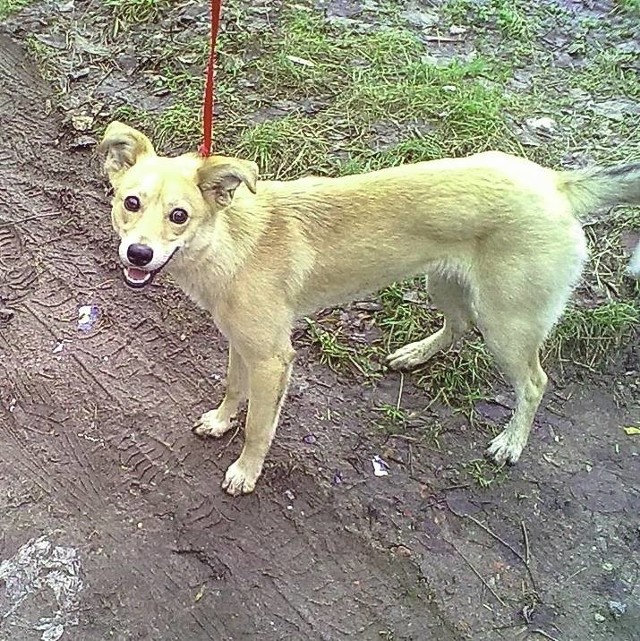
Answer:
[
  {"left": 557, "top": 162, "right": 640, "bottom": 277},
  {"left": 557, "top": 162, "right": 640, "bottom": 217}
]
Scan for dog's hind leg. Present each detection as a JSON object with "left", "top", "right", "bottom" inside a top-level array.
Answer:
[
  {"left": 222, "top": 345, "right": 295, "bottom": 495},
  {"left": 483, "top": 226, "right": 587, "bottom": 464},
  {"left": 387, "top": 274, "right": 473, "bottom": 370},
  {"left": 484, "top": 334, "right": 548, "bottom": 465},
  {"left": 193, "top": 347, "right": 247, "bottom": 438},
  {"left": 477, "top": 280, "right": 558, "bottom": 464}
]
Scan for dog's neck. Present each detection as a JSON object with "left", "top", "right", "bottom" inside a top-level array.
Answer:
[{"left": 167, "top": 191, "right": 267, "bottom": 307}]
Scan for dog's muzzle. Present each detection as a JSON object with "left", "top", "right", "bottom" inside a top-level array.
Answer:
[{"left": 122, "top": 247, "right": 179, "bottom": 289}]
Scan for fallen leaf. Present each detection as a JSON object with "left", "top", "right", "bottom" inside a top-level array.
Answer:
[
  {"left": 195, "top": 584, "right": 206, "bottom": 602},
  {"left": 286, "top": 55, "right": 315, "bottom": 67},
  {"left": 623, "top": 426, "right": 640, "bottom": 435}
]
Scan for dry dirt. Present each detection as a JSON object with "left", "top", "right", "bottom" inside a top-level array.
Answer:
[{"left": 1, "top": 13, "right": 639, "bottom": 641}]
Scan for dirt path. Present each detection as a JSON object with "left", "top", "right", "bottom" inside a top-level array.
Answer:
[{"left": 0, "top": 24, "right": 639, "bottom": 641}]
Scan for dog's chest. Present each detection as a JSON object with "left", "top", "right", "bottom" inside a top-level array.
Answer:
[{"left": 169, "top": 268, "right": 233, "bottom": 337}]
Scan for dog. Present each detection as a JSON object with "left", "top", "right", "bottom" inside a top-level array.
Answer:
[{"left": 99, "top": 121, "right": 640, "bottom": 495}]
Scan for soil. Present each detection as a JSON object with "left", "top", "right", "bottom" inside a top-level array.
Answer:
[{"left": 0, "top": 4, "right": 639, "bottom": 641}]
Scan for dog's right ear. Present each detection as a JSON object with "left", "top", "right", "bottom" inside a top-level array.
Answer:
[{"left": 99, "top": 121, "right": 156, "bottom": 187}]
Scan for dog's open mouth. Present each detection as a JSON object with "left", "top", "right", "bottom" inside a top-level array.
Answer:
[
  {"left": 123, "top": 266, "right": 155, "bottom": 289},
  {"left": 122, "top": 248, "right": 179, "bottom": 290}
]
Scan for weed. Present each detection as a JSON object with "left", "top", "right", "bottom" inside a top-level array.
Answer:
[
  {"left": 374, "top": 403, "right": 408, "bottom": 435},
  {"left": 0, "top": 0, "right": 32, "bottom": 19},
  {"left": 613, "top": 0, "right": 640, "bottom": 16},
  {"left": 463, "top": 458, "right": 507, "bottom": 488},
  {"left": 104, "top": 0, "right": 168, "bottom": 25},
  {"left": 375, "top": 281, "right": 494, "bottom": 409},
  {"left": 304, "top": 318, "right": 381, "bottom": 379},
  {"left": 549, "top": 301, "right": 639, "bottom": 370}
]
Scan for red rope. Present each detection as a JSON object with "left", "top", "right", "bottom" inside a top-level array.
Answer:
[{"left": 198, "top": 0, "right": 223, "bottom": 157}]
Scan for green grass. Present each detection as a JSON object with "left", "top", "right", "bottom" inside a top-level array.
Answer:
[
  {"left": 442, "top": 0, "right": 544, "bottom": 40},
  {"left": 614, "top": 0, "right": 640, "bottom": 16},
  {"left": 374, "top": 403, "right": 409, "bottom": 435},
  {"left": 463, "top": 458, "right": 507, "bottom": 488},
  {"left": 549, "top": 301, "right": 640, "bottom": 370},
  {"left": 100, "top": 5, "right": 522, "bottom": 171},
  {"left": 104, "top": 0, "right": 169, "bottom": 25},
  {"left": 0, "top": 0, "right": 33, "bottom": 19},
  {"left": 304, "top": 317, "right": 381, "bottom": 379}
]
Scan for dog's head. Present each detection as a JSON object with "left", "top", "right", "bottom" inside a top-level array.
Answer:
[{"left": 99, "top": 121, "right": 258, "bottom": 289}]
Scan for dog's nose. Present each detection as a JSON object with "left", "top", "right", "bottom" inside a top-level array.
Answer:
[{"left": 127, "top": 244, "right": 154, "bottom": 266}]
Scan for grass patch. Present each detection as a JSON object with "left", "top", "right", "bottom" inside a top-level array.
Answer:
[
  {"left": 103, "top": 4, "right": 522, "bottom": 172},
  {"left": 376, "top": 281, "right": 494, "bottom": 409},
  {"left": 105, "top": 0, "right": 169, "bottom": 26},
  {"left": 549, "top": 301, "right": 640, "bottom": 370},
  {"left": 614, "top": 0, "right": 640, "bottom": 16},
  {"left": 442, "top": 0, "right": 543, "bottom": 41},
  {"left": 373, "top": 403, "right": 409, "bottom": 436},
  {"left": 24, "top": 36, "right": 59, "bottom": 83},
  {"left": 463, "top": 458, "right": 507, "bottom": 488},
  {"left": 236, "top": 116, "right": 336, "bottom": 179},
  {"left": 0, "top": 0, "right": 33, "bottom": 19},
  {"left": 304, "top": 318, "right": 381, "bottom": 379}
]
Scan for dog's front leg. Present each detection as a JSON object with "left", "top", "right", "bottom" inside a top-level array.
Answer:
[
  {"left": 193, "top": 347, "right": 247, "bottom": 438},
  {"left": 222, "top": 347, "right": 294, "bottom": 496}
]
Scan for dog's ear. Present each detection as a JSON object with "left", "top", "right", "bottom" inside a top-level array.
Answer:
[
  {"left": 99, "top": 121, "right": 156, "bottom": 186},
  {"left": 197, "top": 156, "right": 258, "bottom": 208}
]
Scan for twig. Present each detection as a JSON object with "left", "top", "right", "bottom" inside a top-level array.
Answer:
[
  {"left": 531, "top": 629, "right": 561, "bottom": 641},
  {"left": 3, "top": 212, "right": 59, "bottom": 227},
  {"left": 450, "top": 541, "right": 507, "bottom": 607},
  {"left": 0, "top": 212, "right": 60, "bottom": 226},
  {"left": 396, "top": 372, "right": 404, "bottom": 412},
  {"left": 448, "top": 505, "right": 538, "bottom": 592},
  {"left": 218, "top": 422, "right": 242, "bottom": 455},
  {"left": 521, "top": 520, "right": 530, "bottom": 566},
  {"left": 423, "top": 35, "right": 464, "bottom": 43}
]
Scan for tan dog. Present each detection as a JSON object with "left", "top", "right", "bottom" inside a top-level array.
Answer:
[{"left": 99, "top": 121, "right": 640, "bottom": 495}]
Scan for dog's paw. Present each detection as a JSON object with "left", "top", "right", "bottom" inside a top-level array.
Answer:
[
  {"left": 387, "top": 335, "right": 443, "bottom": 370},
  {"left": 192, "top": 409, "right": 233, "bottom": 438},
  {"left": 386, "top": 344, "right": 423, "bottom": 370},
  {"left": 222, "top": 457, "right": 261, "bottom": 496},
  {"left": 485, "top": 429, "right": 524, "bottom": 465}
]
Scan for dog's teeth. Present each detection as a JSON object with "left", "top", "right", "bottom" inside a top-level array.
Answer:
[{"left": 124, "top": 267, "right": 151, "bottom": 283}]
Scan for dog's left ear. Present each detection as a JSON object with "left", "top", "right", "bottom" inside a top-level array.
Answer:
[
  {"left": 99, "top": 121, "right": 156, "bottom": 186},
  {"left": 197, "top": 156, "right": 258, "bottom": 208}
]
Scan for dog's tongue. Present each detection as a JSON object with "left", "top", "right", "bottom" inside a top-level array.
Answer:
[{"left": 127, "top": 267, "right": 148, "bottom": 281}]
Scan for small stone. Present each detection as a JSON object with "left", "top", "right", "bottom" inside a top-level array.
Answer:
[
  {"left": 71, "top": 114, "right": 94, "bottom": 131},
  {"left": 594, "top": 613, "right": 605, "bottom": 623},
  {"left": 525, "top": 116, "right": 557, "bottom": 137},
  {"left": 608, "top": 601, "right": 627, "bottom": 618}
]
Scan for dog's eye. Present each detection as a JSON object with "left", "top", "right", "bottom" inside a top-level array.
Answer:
[
  {"left": 169, "top": 208, "right": 189, "bottom": 225},
  {"left": 124, "top": 196, "right": 141, "bottom": 212}
]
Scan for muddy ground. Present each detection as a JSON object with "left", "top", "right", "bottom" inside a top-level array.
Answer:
[{"left": 1, "top": 1, "right": 639, "bottom": 641}]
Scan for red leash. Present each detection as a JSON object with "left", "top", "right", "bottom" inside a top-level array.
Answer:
[{"left": 198, "top": 0, "right": 223, "bottom": 157}]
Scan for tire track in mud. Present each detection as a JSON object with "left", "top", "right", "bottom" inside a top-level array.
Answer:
[{"left": 0, "top": 32, "right": 460, "bottom": 640}]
